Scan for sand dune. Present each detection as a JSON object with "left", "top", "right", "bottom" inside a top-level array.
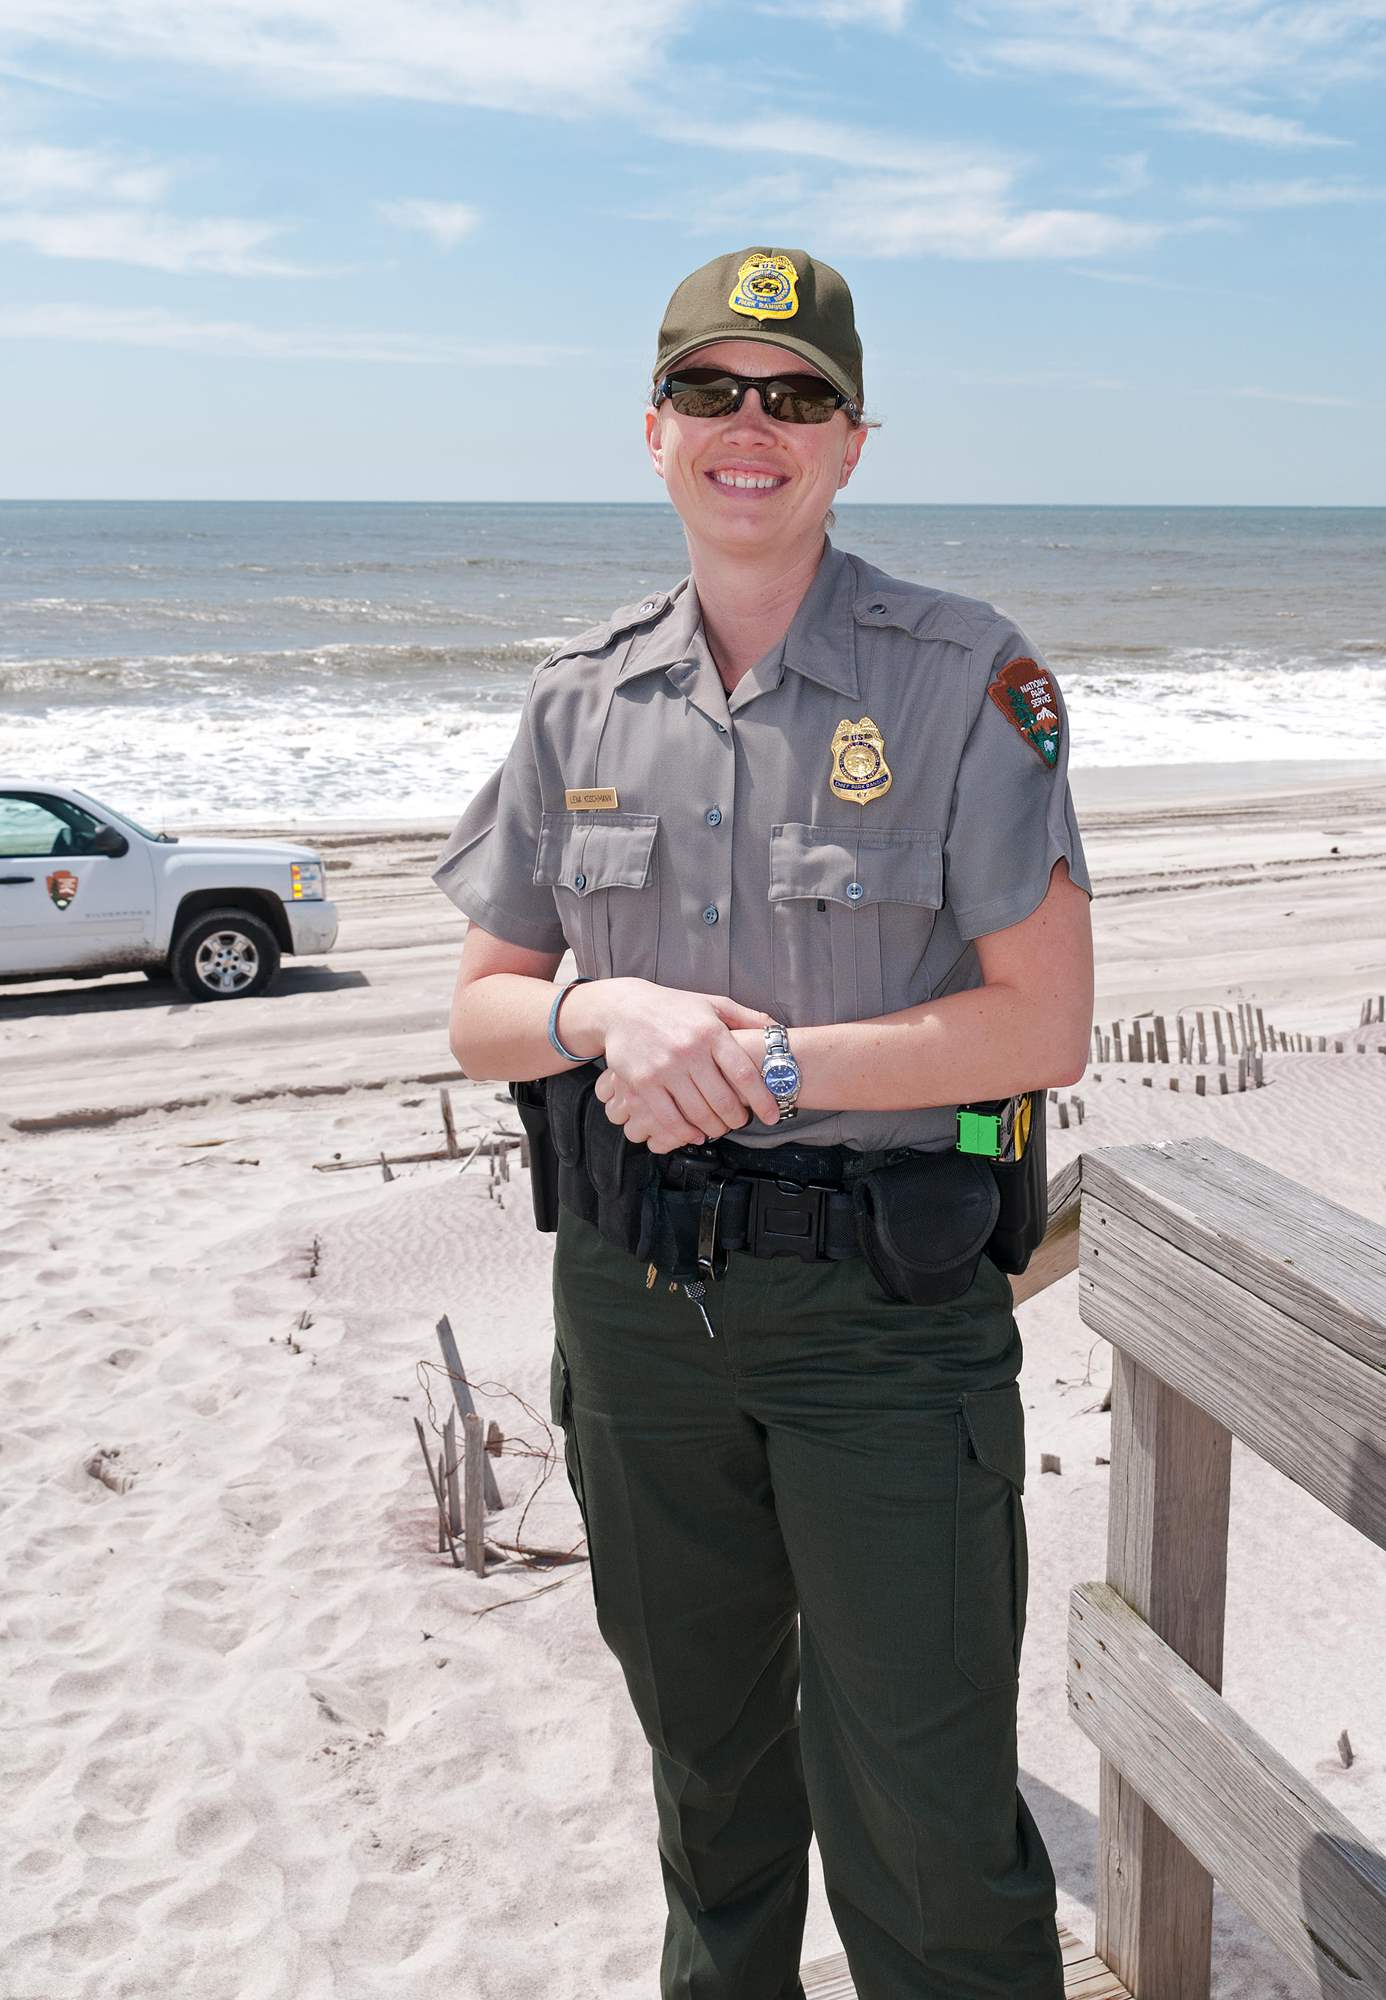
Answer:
[{"left": 3, "top": 765, "right": 1384, "bottom": 1999}]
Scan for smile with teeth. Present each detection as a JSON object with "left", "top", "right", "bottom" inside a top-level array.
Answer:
[{"left": 710, "top": 469, "right": 788, "bottom": 490}]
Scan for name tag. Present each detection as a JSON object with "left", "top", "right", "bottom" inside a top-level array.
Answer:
[{"left": 564, "top": 787, "right": 620, "bottom": 811}]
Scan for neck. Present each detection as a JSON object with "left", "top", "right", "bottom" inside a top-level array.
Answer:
[{"left": 689, "top": 534, "right": 828, "bottom": 690}]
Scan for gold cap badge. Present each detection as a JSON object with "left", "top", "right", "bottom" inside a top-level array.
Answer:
[
  {"left": 829, "top": 716, "right": 892, "bottom": 805},
  {"left": 728, "top": 252, "right": 800, "bottom": 322}
]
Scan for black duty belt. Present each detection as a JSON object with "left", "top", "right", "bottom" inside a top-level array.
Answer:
[{"left": 656, "top": 1136, "right": 917, "bottom": 1270}]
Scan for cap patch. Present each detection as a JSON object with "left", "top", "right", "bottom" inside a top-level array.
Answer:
[
  {"left": 987, "top": 657, "right": 1061, "bottom": 769},
  {"left": 728, "top": 252, "right": 799, "bottom": 322}
]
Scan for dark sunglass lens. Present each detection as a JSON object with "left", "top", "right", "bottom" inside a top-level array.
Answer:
[
  {"left": 763, "top": 377, "right": 840, "bottom": 424},
  {"left": 667, "top": 373, "right": 740, "bottom": 418}
]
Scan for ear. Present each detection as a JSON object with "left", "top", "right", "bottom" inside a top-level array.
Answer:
[
  {"left": 836, "top": 423, "right": 867, "bottom": 491},
  {"left": 644, "top": 405, "right": 665, "bottom": 481}
]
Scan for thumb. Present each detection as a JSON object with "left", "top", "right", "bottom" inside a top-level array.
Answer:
[{"left": 709, "top": 996, "right": 776, "bottom": 1029}]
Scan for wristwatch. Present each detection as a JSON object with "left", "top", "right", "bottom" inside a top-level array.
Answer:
[{"left": 761, "top": 1022, "right": 801, "bottom": 1122}]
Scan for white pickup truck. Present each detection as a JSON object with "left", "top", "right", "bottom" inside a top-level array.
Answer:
[{"left": 0, "top": 779, "right": 339, "bottom": 1000}]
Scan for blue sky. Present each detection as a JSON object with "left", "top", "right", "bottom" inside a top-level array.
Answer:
[{"left": 2, "top": 0, "right": 1383, "bottom": 504}]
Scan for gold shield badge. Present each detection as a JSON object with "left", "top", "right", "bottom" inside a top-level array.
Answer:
[
  {"left": 829, "top": 717, "right": 892, "bottom": 805},
  {"left": 727, "top": 252, "right": 800, "bottom": 322}
]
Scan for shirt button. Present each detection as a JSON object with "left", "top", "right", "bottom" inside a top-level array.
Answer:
[
  {"left": 715, "top": 722, "right": 728, "bottom": 734},
  {"left": 574, "top": 871, "right": 587, "bottom": 891},
  {"left": 702, "top": 904, "right": 719, "bottom": 925},
  {"left": 868, "top": 602, "right": 886, "bottom": 615},
  {"left": 705, "top": 807, "right": 722, "bottom": 826},
  {"left": 846, "top": 880, "right": 864, "bottom": 901}
]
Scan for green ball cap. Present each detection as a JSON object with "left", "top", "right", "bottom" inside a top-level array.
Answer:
[{"left": 653, "top": 246, "right": 864, "bottom": 411}]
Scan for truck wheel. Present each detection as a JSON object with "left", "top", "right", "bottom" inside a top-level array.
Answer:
[{"left": 170, "top": 908, "right": 280, "bottom": 1001}]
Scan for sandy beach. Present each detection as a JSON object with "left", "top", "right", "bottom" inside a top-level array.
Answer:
[{"left": 4, "top": 761, "right": 1385, "bottom": 2000}]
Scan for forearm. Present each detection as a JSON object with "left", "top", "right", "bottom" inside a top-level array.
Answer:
[
  {"left": 450, "top": 973, "right": 618, "bottom": 1082},
  {"left": 733, "top": 983, "right": 1087, "bottom": 1112}
]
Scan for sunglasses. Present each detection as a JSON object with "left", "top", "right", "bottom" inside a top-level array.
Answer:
[{"left": 654, "top": 366, "right": 861, "bottom": 427}]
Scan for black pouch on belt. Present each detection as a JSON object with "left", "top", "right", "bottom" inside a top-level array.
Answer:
[
  {"left": 507, "top": 1078, "right": 560, "bottom": 1233},
  {"left": 985, "top": 1094, "right": 1048, "bottom": 1274},
  {"left": 545, "top": 1063, "right": 601, "bottom": 1232},
  {"left": 850, "top": 1148, "right": 1001, "bottom": 1305}
]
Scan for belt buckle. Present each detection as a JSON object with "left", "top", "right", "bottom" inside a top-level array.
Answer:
[{"left": 748, "top": 1176, "right": 828, "bottom": 1263}]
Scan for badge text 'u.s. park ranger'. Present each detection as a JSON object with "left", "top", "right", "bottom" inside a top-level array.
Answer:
[{"left": 434, "top": 245, "right": 1095, "bottom": 2000}]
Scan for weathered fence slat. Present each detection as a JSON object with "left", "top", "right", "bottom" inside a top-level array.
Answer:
[{"left": 1069, "top": 1582, "right": 1386, "bottom": 1999}]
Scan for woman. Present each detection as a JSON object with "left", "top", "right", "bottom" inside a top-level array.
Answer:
[{"left": 434, "top": 244, "right": 1094, "bottom": 1999}]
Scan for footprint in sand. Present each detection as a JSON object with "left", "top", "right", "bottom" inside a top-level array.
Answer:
[{"left": 174, "top": 1796, "right": 257, "bottom": 1859}]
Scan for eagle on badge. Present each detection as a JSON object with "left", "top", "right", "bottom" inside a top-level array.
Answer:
[{"left": 47, "top": 869, "right": 79, "bottom": 910}]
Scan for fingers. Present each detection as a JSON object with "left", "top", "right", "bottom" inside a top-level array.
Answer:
[{"left": 708, "top": 995, "right": 777, "bottom": 1029}]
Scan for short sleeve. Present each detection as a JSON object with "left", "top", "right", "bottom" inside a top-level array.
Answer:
[
  {"left": 431, "top": 683, "right": 567, "bottom": 953},
  {"left": 943, "top": 622, "right": 1092, "bottom": 942}
]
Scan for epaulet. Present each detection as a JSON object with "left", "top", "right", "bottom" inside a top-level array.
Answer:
[
  {"left": 535, "top": 590, "right": 675, "bottom": 672},
  {"left": 847, "top": 559, "right": 999, "bottom": 652}
]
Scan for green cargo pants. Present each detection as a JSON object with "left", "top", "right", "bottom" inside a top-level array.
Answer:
[{"left": 550, "top": 1203, "right": 1064, "bottom": 2000}]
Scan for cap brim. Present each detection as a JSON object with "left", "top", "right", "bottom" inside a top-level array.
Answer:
[{"left": 654, "top": 331, "right": 860, "bottom": 409}]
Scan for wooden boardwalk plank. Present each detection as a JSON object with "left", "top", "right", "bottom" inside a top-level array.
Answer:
[{"left": 802, "top": 1922, "right": 1133, "bottom": 1998}]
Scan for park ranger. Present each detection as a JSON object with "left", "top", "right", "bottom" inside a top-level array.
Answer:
[{"left": 434, "top": 245, "right": 1094, "bottom": 1999}]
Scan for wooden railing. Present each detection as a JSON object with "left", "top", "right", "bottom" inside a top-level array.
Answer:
[{"left": 806, "top": 1138, "right": 1386, "bottom": 1999}]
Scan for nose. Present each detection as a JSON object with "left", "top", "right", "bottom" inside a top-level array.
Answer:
[{"left": 725, "top": 381, "right": 778, "bottom": 432}]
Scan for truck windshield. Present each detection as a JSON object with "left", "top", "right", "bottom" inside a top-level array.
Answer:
[{"left": 70, "top": 789, "right": 175, "bottom": 842}]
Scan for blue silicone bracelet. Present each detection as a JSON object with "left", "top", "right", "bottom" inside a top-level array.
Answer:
[{"left": 547, "top": 975, "right": 592, "bottom": 1063}]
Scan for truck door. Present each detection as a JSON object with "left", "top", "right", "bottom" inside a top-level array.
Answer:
[{"left": 0, "top": 791, "right": 157, "bottom": 977}]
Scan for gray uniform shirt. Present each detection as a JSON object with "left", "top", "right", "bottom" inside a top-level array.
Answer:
[{"left": 433, "top": 539, "right": 1092, "bottom": 1152}]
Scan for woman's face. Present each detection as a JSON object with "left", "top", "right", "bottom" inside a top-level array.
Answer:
[{"left": 644, "top": 338, "right": 867, "bottom": 561}]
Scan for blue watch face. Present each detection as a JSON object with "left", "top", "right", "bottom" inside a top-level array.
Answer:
[{"left": 764, "top": 1057, "right": 800, "bottom": 1098}]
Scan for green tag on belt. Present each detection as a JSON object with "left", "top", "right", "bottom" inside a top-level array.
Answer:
[{"left": 956, "top": 1109, "right": 1002, "bottom": 1157}]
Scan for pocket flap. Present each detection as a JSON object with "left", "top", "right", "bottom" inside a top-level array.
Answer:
[
  {"left": 960, "top": 1382, "right": 1026, "bottom": 1493},
  {"left": 535, "top": 811, "right": 658, "bottom": 894},
  {"left": 769, "top": 823, "right": 942, "bottom": 908}
]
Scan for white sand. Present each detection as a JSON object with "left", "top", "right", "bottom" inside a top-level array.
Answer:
[{"left": 3, "top": 768, "right": 1384, "bottom": 1999}]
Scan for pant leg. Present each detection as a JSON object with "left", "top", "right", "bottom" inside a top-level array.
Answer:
[
  {"left": 722, "top": 1246, "right": 1064, "bottom": 2000},
  {"left": 551, "top": 1206, "right": 811, "bottom": 2000}
]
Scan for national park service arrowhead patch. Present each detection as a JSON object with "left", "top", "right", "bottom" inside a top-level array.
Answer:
[
  {"left": 988, "top": 657, "right": 1061, "bottom": 770},
  {"left": 46, "top": 868, "right": 79, "bottom": 910}
]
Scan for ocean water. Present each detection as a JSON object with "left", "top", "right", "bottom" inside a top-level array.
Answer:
[{"left": 2, "top": 500, "right": 1383, "bottom": 826}]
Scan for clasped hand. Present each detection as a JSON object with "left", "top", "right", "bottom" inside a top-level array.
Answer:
[{"left": 590, "top": 980, "right": 782, "bottom": 1153}]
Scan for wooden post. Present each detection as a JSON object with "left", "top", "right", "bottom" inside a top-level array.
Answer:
[
  {"left": 1112, "top": 1020, "right": 1122, "bottom": 1063},
  {"left": 1256, "top": 1007, "right": 1267, "bottom": 1046},
  {"left": 1128, "top": 1024, "right": 1141, "bottom": 1062},
  {"left": 1218, "top": 1072, "right": 1228, "bottom": 1095},
  {"left": 435, "top": 1315, "right": 503, "bottom": 1512},
  {"left": 413, "top": 1417, "right": 461, "bottom": 1568},
  {"left": 1092, "top": 1344, "right": 1232, "bottom": 1999},
  {"left": 440, "top": 1087, "right": 460, "bottom": 1159},
  {"left": 464, "top": 1412, "right": 485, "bottom": 1575},
  {"left": 1196, "top": 1073, "right": 1206, "bottom": 1096},
  {"left": 436, "top": 1451, "right": 446, "bottom": 1553},
  {"left": 380, "top": 1152, "right": 394, "bottom": 1183},
  {"left": 1154, "top": 1016, "right": 1169, "bottom": 1064},
  {"left": 1059, "top": 1100, "right": 1070, "bottom": 1130},
  {"left": 1177, "top": 1017, "right": 1188, "bottom": 1064},
  {"left": 444, "top": 1409, "right": 462, "bottom": 1537}
]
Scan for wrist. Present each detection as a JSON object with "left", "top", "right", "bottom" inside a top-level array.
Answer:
[{"left": 551, "top": 975, "right": 638, "bottom": 1063}]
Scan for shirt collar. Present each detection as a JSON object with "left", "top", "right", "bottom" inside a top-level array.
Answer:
[{"left": 615, "top": 538, "right": 861, "bottom": 700}]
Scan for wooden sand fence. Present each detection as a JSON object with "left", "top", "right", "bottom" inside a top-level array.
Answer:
[{"left": 804, "top": 1137, "right": 1386, "bottom": 1999}]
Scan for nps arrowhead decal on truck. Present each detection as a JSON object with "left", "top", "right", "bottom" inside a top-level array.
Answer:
[{"left": 46, "top": 869, "right": 79, "bottom": 910}]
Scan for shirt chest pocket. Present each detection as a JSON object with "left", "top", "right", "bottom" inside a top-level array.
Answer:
[
  {"left": 769, "top": 823, "right": 943, "bottom": 1025},
  {"left": 534, "top": 810, "right": 660, "bottom": 981}
]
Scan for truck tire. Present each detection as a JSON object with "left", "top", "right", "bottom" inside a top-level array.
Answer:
[{"left": 170, "top": 908, "right": 281, "bottom": 1001}]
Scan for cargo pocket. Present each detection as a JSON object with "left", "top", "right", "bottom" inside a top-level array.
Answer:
[
  {"left": 534, "top": 810, "right": 660, "bottom": 979},
  {"left": 769, "top": 823, "right": 942, "bottom": 1025},
  {"left": 550, "top": 1343, "right": 598, "bottom": 1605},
  {"left": 953, "top": 1382, "right": 1027, "bottom": 1690}
]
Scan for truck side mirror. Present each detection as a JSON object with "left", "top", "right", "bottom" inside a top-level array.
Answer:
[{"left": 89, "top": 824, "right": 129, "bottom": 858}]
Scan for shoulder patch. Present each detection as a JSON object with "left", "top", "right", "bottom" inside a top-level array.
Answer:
[{"left": 987, "top": 657, "right": 1061, "bottom": 769}]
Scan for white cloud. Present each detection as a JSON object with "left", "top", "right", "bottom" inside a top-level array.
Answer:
[
  {"left": 0, "top": 140, "right": 171, "bottom": 203},
  {"left": 0, "top": 135, "right": 327, "bottom": 273},
  {"left": 375, "top": 198, "right": 481, "bottom": 250},
  {"left": 0, "top": 0, "right": 693, "bottom": 115},
  {"left": 1183, "top": 176, "right": 1386, "bottom": 208},
  {"left": 957, "top": 2, "right": 1383, "bottom": 147},
  {"left": 0, "top": 207, "right": 316, "bottom": 274},
  {"left": 757, "top": 0, "right": 912, "bottom": 24},
  {"left": 1233, "top": 384, "right": 1360, "bottom": 408},
  {"left": 0, "top": 301, "right": 573, "bottom": 365}
]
